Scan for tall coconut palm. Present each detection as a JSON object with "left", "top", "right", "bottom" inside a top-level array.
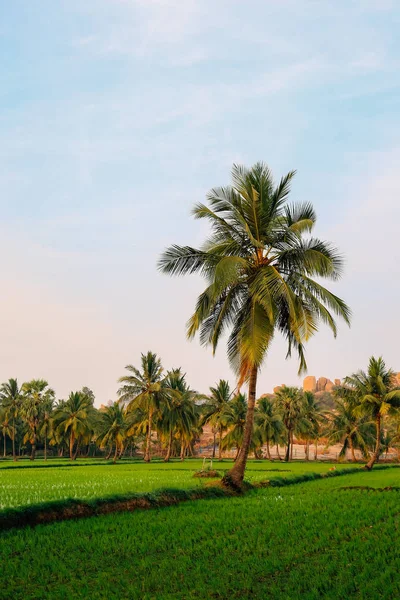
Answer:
[
  {"left": 21, "top": 380, "right": 55, "bottom": 460},
  {"left": 39, "top": 397, "right": 55, "bottom": 461},
  {"left": 221, "top": 393, "right": 248, "bottom": 459},
  {"left": 274, "top": 386, "right": 304, "bottom": 462},
  {"left": 343, "top": 357, "right": 400, "bottom": 470},
  {"left": 159, "top": 162, "right": 350, "bottom": 487},
  {"left": 161, "top": 369, "right": 198, "bottom": 462},
  {"left": 0, "top": 379, "right": 22, "bottom": 461},
  {"left": 54, "top": 391, "right": 95, "bottom": 460},
  {"left": 298, "top": 391, "right": 323, "bottom": 460},
  {"left": 117, "top": 352, "right": 166, "bottom": 462},
  {"left": 325, "top": 398, "right": 374, "bottom": 461},
  {"left": 97, "top": 402, "right": 127, "bottom": 463},
  {"left": 202, "top": 380, "right": 232, "bottom": 460},
  {"left": 254, "top": 396, "right": 283, "bottom": 459},
  {"left": 0, "top": 408, "right": 13, "bottom": 457}
]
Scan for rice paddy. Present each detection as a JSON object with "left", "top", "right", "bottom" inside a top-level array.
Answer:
[
  {"left": 1, "top": 465, "right": 399, "bottom": 599},
  {"left": 0, "top": 458, "right": 355, "bottom": 510}
]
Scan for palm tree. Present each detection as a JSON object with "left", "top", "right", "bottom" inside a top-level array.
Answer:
[
  {"left": 54, "top": 391, "right": 95, "bottom": 460},
  {"left": 159, "top": 162, "right": 350, "bottom": 487},
  {"left": 0, "top": 408, "right": 13, "bottom": 457},
  {"left": 221, "top": 393, "right": 248, "bottom": 459},
  {"left": 274, "top": 386, "right": 304, "bottom": 462},
  {"left": 97, "top": 402, "right": 127, "bottom": 463},
  {"left": 298, "top": 391, "right": 323, "bottom": 460},
  {"left": 118, "top": 352, "right": 166, "bottom": 462},
  {"left": 202, "top": 380, "right": 232, "bottom": 459},
  {"left": 39, "top": 397, "right": 55, "bottom": 461},
  {"left": 254, "top": 396, "right": 283, "bottom": 459},
  {"left": 0, "top": 379, "right": 22, "bottom": 461},
  {"left": 343, "top": 357, "right": 400, "bottom": 470},
  {"left": 325, "top": 399, "right": 374, "bottom": 462},
  {"left": 21, "top": 380, "right": 55, "bottom": 460},
  {"left": 161, "top": 369, "right": 198, "bottom": 462}
]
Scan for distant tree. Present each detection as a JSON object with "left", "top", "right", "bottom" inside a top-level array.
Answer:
[
  {"left": 202, "top": 380, "right": 232, "bottom": 459},
  {"left": 97, "top": 402, "right": 127, "bottom": 463},
  {"left": 0, "top": 378, "right": 22, "bottom": 461},
  {"left": 54, "top": 391, "right": 95, "bottom": 460},
  {"left": 161, "top": 369, "right": 198, "bottom": 462},
  {"left": 221, "top": 393, "right": 248, "bottom": 459},
  {"left": 325, "top": 398, "right": 373, "bottom": 461},
  {"left": 159, "top": 162, "right": 350, "bottom": 487},
  {"left": 21, "top": 380, "right": 55, "bottom": 460},
  {"left": 342, "top": 357, "right": 400, "bottom": 469},
  {"left": 118, "top": 352, "right": 166, "bottom": 462},
  {"left": 0, "top": 408, "right": 13, "bottom": 457},
  {"left": 274, "top": 386, "right": 304, "bottom": 462},
  {"left": 254, "top": 397, "right": 283, "bottom": 459},
  {"left": 81, "top": 387, "right": 95, "bottom": 405}
]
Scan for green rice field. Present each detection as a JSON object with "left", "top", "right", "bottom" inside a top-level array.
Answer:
[
  {"left": 0, "top": 458, "right": 356, "bottom": 510},
  {"left": 0, "top": 460, "right": 399, "bottom": 598}
]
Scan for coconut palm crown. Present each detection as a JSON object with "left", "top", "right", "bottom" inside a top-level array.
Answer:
[{"left": 159, "top": 162, "right": 350, "bottom": 486}]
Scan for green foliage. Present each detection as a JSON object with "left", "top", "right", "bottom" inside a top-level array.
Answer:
[{"left": 1, "top": 467, "right": 399, "bottom": 599}]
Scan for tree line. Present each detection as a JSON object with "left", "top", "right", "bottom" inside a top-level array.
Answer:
[{"left": 1, "top": 353, "right": 399, "bottom": 468}]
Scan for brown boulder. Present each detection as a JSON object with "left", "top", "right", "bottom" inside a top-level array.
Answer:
[{"left": 303, "top": 376, "right": 316, "bottom": 392}]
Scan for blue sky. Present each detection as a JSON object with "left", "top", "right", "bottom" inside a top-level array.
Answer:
[{"left": 1, "top": 0, "right": 399, "bottom": 404}]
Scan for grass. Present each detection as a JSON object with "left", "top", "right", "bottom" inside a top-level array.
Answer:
[
  {"left": 0, "top": 458, "right": 357, "bottom": 510},
  {"left": 1, "top": 467, "right": 399, "bottom": 599}
]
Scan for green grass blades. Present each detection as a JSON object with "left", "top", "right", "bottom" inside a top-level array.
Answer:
[
  {"left": 0, "top": 458, "right": 357, "bottom": 510},
  {"left": 1, "top": 468, "right": 399, "bottom": 599}
]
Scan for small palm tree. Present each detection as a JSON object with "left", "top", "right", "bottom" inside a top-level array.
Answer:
[
  {"left": 254, "top": 397, "right": 283, "bottom": 459},
  {"left": 159, "top": 162, "right": 350, "bottom": 487},
  {"left": 118, "top": 352, "right": 166, "bottom": 462},
  {"left": 97, "top": 402, "right": 127, "bottom": 463},
  {"left": 0, "top": 379, "right": 22, "bottom": 461},
  {"left": 325, "top": 398, "right": 374, "bottom": 461},
  {"left": 202, "top": 380, "right": 232, "bottom": 459},
  {"left": 161, "top": 369, "right": 198, "bottom": 462},
  {"left": 221, "top": 393, "right": 248, "bottom": 459},
  {"left": 21, "top": 380, "right": 55, "bottom": 460},
  {"left": 298, "top": 391, "right": 323, "bottom": 460},
  {"left": 274, "top": 386, "right": 304, "bottom": 462},
  {"left": 39, "top": 398, "right": 55, "bottom": 461},
  {"left": 54, "top": 391, "right": 95, "bottom": 460},
  {"left": 343, "top": 357, "right": 400, "bottom": 469},
  {"left": 0, "top": 408, "right": 13, "bottom": 457}
]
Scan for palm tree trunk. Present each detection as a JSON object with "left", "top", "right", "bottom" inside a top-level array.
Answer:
[
  {"left": 276, "top": 444, "right": 281, "bottom": 460},
  {"left": 284, "top": 429, "right": 291, "bottom": 462},
  {"left": 70, "top": 432, "right": 75, "bottom": 460},
  {"left": 222, "top": 365, "right": 258, "bottom": 488},
  {"left": 290, "top": 431, "right": 294, "bottom": 460},
  {"left": 113, "top": 442, "right": 118, "bottom": 463},
  {"left": 3, "top": 431, "right": 6, "bottom": 458},
  {"left": 144, "top": 409, "right": 153, "bottom": 462},
  {"left": 212, "top": 430, "right": 216, "bottom": 458},
  {"left": 12, "top": 416, "right": 16, "bottom": 461},
  {"left": 180, "top": 441, "right": 185, "bottom": 461},
  {"left": 349, "top": 437, "right": 357, "bottom": 462},
  {"left": 314, "top": 440, "right": 318, "bottom": 460},
  {"left": 266, "top": 439, "right": 271, "bottom": 460},
  {"left": 218, "top": 426, "right": 222, "bottom": 460},
  {"left": 164, "top": 430, "right": 173, "bottom": 462},
  {"left": 31, "top": 429, "right": 36, "bottom": 460},
  {"left": 44, "top": 436, "right": 47, "bottom": 461},
  {"left": 366, "top": 415, "right": 381, "bottom": 470},
  {"left": 305, "top": 440, "right": 310, "bottom": 461}
]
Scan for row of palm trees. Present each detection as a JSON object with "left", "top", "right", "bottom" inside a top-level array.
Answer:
[{"left": 1, "top": 353, "right": 399, "bottom": 467}]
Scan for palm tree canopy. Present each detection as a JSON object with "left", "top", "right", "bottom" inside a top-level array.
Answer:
[
  {"left": 0, "top": 379, "right": 22, "bottom": 414},
  {"left": 54, "top": 391, "right": 95, "bottom": 437},
  {"left": 343, "top": 356, "right": 400, "bottom": 418},
  {"left": 159, "top": 162, "right": 350, "bottom": 384},
  {"left": 202, "top": 379, "right": 232, "bottom": 428},
  {"left": 117, "top": 351, "right": 166, "bottom": 412},
  {"left": 97, "top": 402, "right": 127, "bottom": 449}
]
